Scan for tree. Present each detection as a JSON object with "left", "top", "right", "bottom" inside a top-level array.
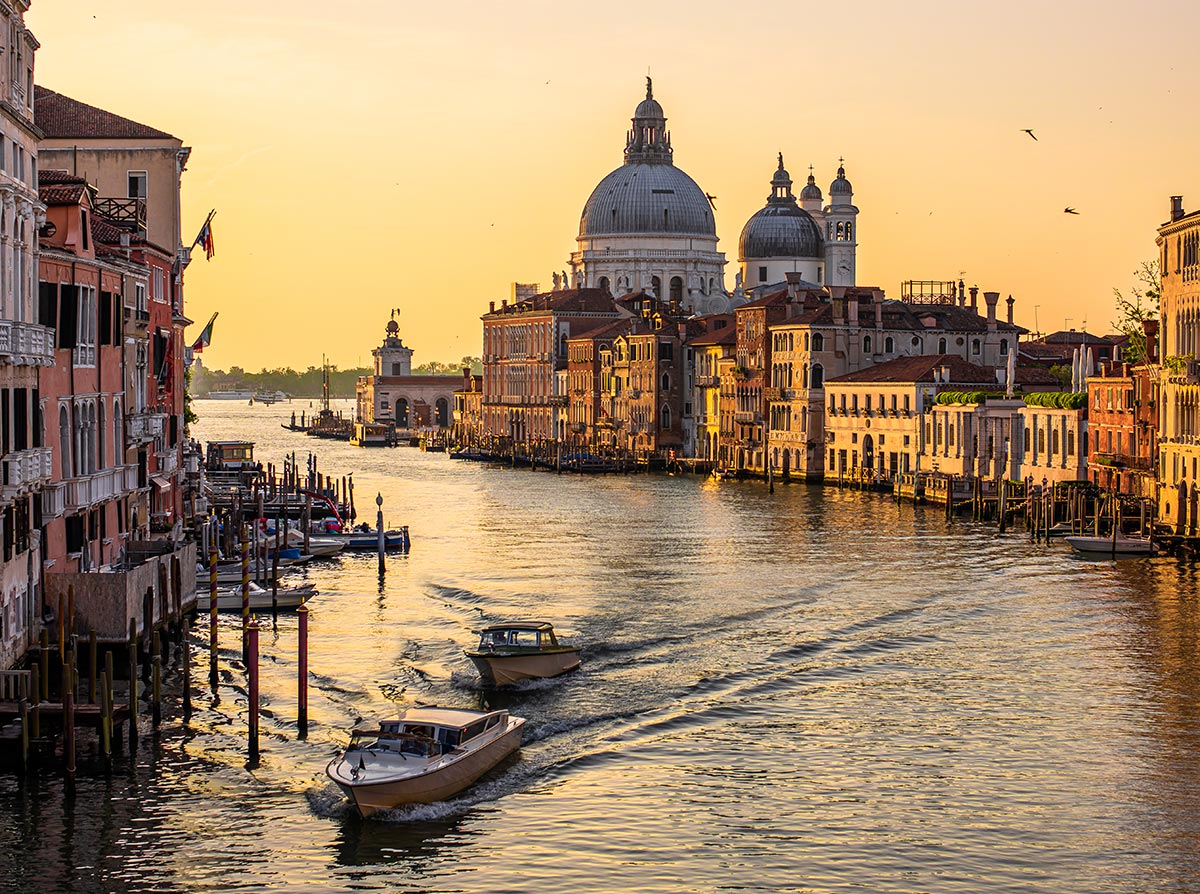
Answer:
[{"left": 1113, "top": 258, "right": 1192, "bottom": 378}]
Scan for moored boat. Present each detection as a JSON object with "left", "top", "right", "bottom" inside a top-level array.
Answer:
[
  {"left": 195, "top": 582, "right": 317, "bottom": 612},
  {"left": 1065, "top": 534, "right": 1156, "bottom": 556},
  {"left": 326, "top": 706, "right": 525, "bottom": 818},
  {"left": 465, "top": 622, "right": 581, "bottom": 687}
]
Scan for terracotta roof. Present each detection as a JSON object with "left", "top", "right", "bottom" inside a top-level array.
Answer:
[
  {"left": 484, "top": 288, "right": 619, "bottom": 318},
  {"left": 38, "top": 169, "right": 84, "bottom": 185},
  {"left": 1038, "top": 330, "right": 1111, "bottom": 345},
  {"left": 90, "top": 216, "right": 127, "bottom": 246},
  {"left": 34, "top": 86, "right": 177, "bottom": 140},
  {"left": 567, "top": 319, "right": 631, "bottom": 343},
  {"left": 40, "top": 183, "right": 87, "bottom": 205},
  {"left": 688, "top": 326, "right": 738, "bottom": 347},
  {"left": 826, "top": 354, "right": 1058, "bottom": 386}
]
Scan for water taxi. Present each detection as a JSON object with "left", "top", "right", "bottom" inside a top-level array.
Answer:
[
  {"left": 465, "top": 622, "right": 581, "bottom": 687},
  {"left": 326, "top": 706, "right": 525, "bottom": 817}
]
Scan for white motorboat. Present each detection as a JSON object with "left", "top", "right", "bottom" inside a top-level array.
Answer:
[
  {"left": 195, "top": 582, "right": 317, "bottom": 611},
  {"left": 285, "top": 529, "right": 346, "bottom": 557},
  {"left": 326, "top": 706, "right": 525, "bottom": 818},
  {"left": 465, "top": 622, "right": 581, "bottom": 687},
  {"left": 1065, "top": 534, "right": 1157, "bottom": 556}
]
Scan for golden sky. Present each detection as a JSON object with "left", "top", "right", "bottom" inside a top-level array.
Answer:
[{"left": 27, "top": 1, "right": 1200, "bottom": 371}]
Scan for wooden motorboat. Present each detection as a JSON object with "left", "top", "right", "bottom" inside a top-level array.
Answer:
[
  {"left": 465, "top": 622, "right": 581, "bottom": 687},
  {"left": 326, "top": 706, "right": 525, "bottom": 818},
  {"left": 1065, "top": 534, "right": 1157, "bottom": 556},
  {"left": 195, "top": 582, "right": 317, "bottom": 612},
  {"left": 285, "top": 529, "right": 346, "bottom": 557}
]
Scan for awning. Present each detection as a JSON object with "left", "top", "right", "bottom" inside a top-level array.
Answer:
[{"left": 150, "top": 474, "right": 173, "bottom": 491}]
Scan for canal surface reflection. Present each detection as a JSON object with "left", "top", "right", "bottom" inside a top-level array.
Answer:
[{"left": 2, "top": 399, "right": 1200, "bottom": 893}]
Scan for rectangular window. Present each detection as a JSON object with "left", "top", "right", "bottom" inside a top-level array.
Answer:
[
  {"left": 57, "top": 283, "right": 78, "bottom": 349},
  {"left": 758, "top": 266, "right": 767, "bottom": 283},
  {"left": 38, "top": 280, "right": 57, "bottom": 328},
  {"left": 99, "top": 291, "right": 112, "bottom": 345},
  {"left": 128, "top": 171, "right": 148, "bottom": 200},
  {"left": 135, "top": 283, "right": 147, "bottom": 313},
  {"left": 658, "top": 343, "right": 673, "bottom": 362}
]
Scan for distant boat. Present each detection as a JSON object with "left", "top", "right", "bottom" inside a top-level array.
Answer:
[
  {"left": 465, "top": 622, "right": 581, "bottom": 687},
  {"left": 208, "top": 388, "right": 254, "bottom": 401},
  {"left": 1065, "top": 535, "right": 1156, "bottom": 556},
  {"left": 253, "top": 390, "right": 290, "bottom": 405}
]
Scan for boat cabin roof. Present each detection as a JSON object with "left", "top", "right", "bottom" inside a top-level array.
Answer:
[
  {"left": 478, "top": 621, "right": 554, "bottom": 633},
  {"left": 208, "top": 440, "right": 255, "bottom": 450},
  {"left": 395, "top": 706, "right": 502, "bottom": 730}
]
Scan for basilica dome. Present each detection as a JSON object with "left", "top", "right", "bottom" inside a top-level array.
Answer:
[
  {"left": 738, "top": 156, "right": 823, "bottom": 261},
  {"left": 579, "top": 163, "right": 716, "bottom": 239},
  {"left": 577, "top": 78, "right": 716, "bottom": 241}
]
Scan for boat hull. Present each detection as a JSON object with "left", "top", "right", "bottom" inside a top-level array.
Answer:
[
  {"left": 466, "top": 649, "right": 581, "bottom": 687},
  {"left": 195, "top": 586, "right": 315, "bottom": 612},
  {"left": 1065, "top": 535, "right": 1156, "bottom": 555},
  {"left": 328, "top": 718, "right": 525, "bottom": 817}
]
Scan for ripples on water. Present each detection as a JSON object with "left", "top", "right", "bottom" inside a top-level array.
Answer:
[{"left": 2, "top": 400, "right": 1200, "bottom": 893}]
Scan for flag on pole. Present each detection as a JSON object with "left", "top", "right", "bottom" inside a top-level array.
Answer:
[
  {"left": 191, "top": 312, "right": 218, "bottom": 353},
  {"left": 192, "top": 210, "right": 216, "bottom": 260}
]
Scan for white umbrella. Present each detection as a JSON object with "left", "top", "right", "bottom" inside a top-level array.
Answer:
[
  {"left": 1071, "top": 348, "right": 1080, "bottom": 392},
  {"left": 1085, "top": 347, "right": 1094, "bottom": 382}
]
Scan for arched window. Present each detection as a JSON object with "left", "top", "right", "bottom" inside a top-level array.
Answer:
[
  {"left": 559, "top": 333, "right": 567, "bottom": 358},
  {"left": 938, "top": 337, "right": 947, "bottom": 354},
  {"left": 59, "top": 406, "right": 71, "bottom": 478},
  {"left": 97, "top": 400, "right": 106, "bottom": 470},
  {"left": 661, "top": 372, "right": 670, "bottom": 391},
  {"left": 1024, "top": 427, "right": 1031, "bottom": 452},
  {"left": 660, "top": 405, "right": 671, "bottom": 431},
  {"left": 435, "top": 398, "right": 450, "bottom": 428},
  {"left": 811, "top": 363, "right": 824, "bottom": 389},
  {"left": 884, "top": 336, "right": 894, "bottom": 353},
  {"left": 845, "top": 222, "right": 852, "bottom": 241},
  {"left": 598, "top": 276, "right": 610, "bottom": 294},
  {"left": 863, "top": 335, "right": 872, "bottom": 354},
  {"left": 88, "top": 403, "right": 96, "bottom": 474},
  {"left": 669, "top": 276, "right": 683, "bottom": 304},
  {"left": 972, "top": 339, "right": 981, "bottom": 356},
  {"left": 396, "top": 398, "right": 409, "bottom": 427},
  {"left": 651, "top": 275, "right": 662, "bottom": 297},
  {"left": 1051, "top": 430, "right": 1060, "bottom": 455},
  {"left": 804, "top": 333, "right": 810, "bottom": 351},
  {"left": 812, "top": 333, "right": 824, "bottom": 352},
  {"left": 113, "top": 399, "right": 122, "bottom": 465},
  {"left": 1000, "top": 338, "right": 1009, "bottom": 355}
]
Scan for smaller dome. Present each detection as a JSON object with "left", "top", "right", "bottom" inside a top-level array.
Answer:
[
  {"left": 635, "top": 96, "right": 664, "bottom": 119},
  {"left": 800, "top": 173, "right": 822, "bottom": 201},
  {"left": 739, "top": 204, "right": 824, "bottom": 261},
  {"left": 830, "top": 164, "right": 853, "bottom": 196}
]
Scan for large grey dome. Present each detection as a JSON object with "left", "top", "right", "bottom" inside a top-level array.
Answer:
[
  {"left": 579, "top": 163, "right": 716, "bottom": 239},
  {"left": 739, "top": 203, "right": 823, "bottom": 260}
]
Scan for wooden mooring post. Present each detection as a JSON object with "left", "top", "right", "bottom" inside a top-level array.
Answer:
[
  {"left": 247, "top": 620, "right": 261, "bottom": 765},
  {"left": 128, "top": 618, "right": 139, "bottom": 748},
  {"left": 64, "top": 649, "right": 76, "bottom": 796},
  {"left": 297, "top": 604, "right": 309, "bottom": 739},
  {"left": 209, "top": 538, "right": 219, "bottom": 687}
]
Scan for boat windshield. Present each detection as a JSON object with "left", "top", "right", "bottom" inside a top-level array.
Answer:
[{"left": 480, "top": 628, "right": 544, "bottom": 650}]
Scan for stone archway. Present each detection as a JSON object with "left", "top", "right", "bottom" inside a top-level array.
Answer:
[
  {"left": 782, "top": 448, "right": 791, "bottom": 480},
  {"left": 395, "top": 398, "right": 410, "bottom": 427},
  {"left": 862, "top": 434, "right": 875, "bottom": 474},
  {"left": 435, "top": 397, "right": 450, "bottom": 428}
]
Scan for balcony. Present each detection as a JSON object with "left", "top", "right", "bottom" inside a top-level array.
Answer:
[
  {"left": 549, "top": 394, "right": 568, "bottom": 406},
  {"left": 124, "top": 306, "right": 152, "bottom": 328},
  {"left": 1, "top": 447, "right": 53, "bottom": 501},
  {"left": 126, "top": 411, "right": 166, "bottom": 445},
  {"left": 156, "top": 447, "right": 180, "bottom": 474},
  {"left": 93, "top": 196, "right": 147, "bottom": 231},
  {"left": 0, "top": 320, "right": 55, "bottom": 367},
  {"left": 65, "top": 465, "right": 138, "bottom": 510},
  {"left": 734, "top": 411, "right": 760, "bottom": 424},
  {"left": 763, "top": 387, "right": 782, "bottom": 401},
  {"left": 1091, "top": 452, "right": 1154, "bottom": 473},
  {"left": 570, "top": 422, "right": 587, "bottom": 434},
  {"left": 41, "top": 482, "right": 66, "bottom": 519}
]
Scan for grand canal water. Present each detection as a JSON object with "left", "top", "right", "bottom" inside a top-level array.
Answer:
[{"left": 3, "top": 399, "right": 1200, "bottom": 892}]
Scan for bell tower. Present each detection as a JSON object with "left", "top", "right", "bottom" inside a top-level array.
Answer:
[{"left": 824, "top": 161, "right": 858, "bottom": 287}]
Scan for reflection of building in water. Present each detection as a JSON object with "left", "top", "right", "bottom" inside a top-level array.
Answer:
[{"left": 355, "top": 315, "right": 460, "bottom": 432}]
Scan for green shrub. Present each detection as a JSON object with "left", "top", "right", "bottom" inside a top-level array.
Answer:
[{"left": 1022, "top": 391, "right": 1086, "bottom": 409}]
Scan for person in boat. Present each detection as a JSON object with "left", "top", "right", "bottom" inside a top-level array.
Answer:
[{"left": 355, "top": 522, "right": 371, "bottom": 533}]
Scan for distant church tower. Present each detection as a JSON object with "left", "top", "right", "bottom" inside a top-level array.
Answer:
[
  {"left": 824, "top": 163, "right": 858, "bottom": 287},
  {"left": 373, "top": 316, "right": 413, "bottom": 376}
]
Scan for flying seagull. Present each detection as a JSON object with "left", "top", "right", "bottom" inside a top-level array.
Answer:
[
  {"left": 705, "top": 193, "right": 717, "bottom": 209},
  {"left": 1064, "top": 207, "right": 1079, "bottom": 214},
  {"left": 1022, "top": 128, "right": 1037, "bottom": 141}
]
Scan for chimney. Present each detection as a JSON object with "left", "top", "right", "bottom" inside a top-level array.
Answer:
[
  {"left": 785, "top": 271, "right": 804, "bottom": 301},
  {"left": 1006, "top": 295, "right": 1015, "bottom": 325},
  {"left": 489, "top": 301, "right": 496, "bottom": 313},
  {"left": 969, "top": 286, "right": 978, "bottom": 311},
  {"left": 983, "top": 291, "right": 999, "bottom": 329},
  {"left": 1144, "top": 319, "right": 1160, "bottom": 361},
  {"left": 847, "top": 293, "right": 859, "bottom": 327},
  {"left": 1171, "top": 196, "right": 1185, "bottom": 221},
  {"left": 957, "top": 279, "right": 966, "bottom": 307},
  {"left": 501, "top": 299, "right": 508, "bottom": 310},
  {"left": 830, "top": 286, "right": 847, "bottom": 324},
  {"left": 940, "top": 365, "right": 950, "bottom": 384}
]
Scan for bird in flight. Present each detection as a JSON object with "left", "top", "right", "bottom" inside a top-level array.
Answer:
[
  {"left": 1021, "top": 129, "right": 1037, "bottom": 141},
  {"left": 1064, "top": 207, "right": 1079, "bottom": 214},
  {"left": 705, "top": 193, "right": 717, "bottom": 209}
]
